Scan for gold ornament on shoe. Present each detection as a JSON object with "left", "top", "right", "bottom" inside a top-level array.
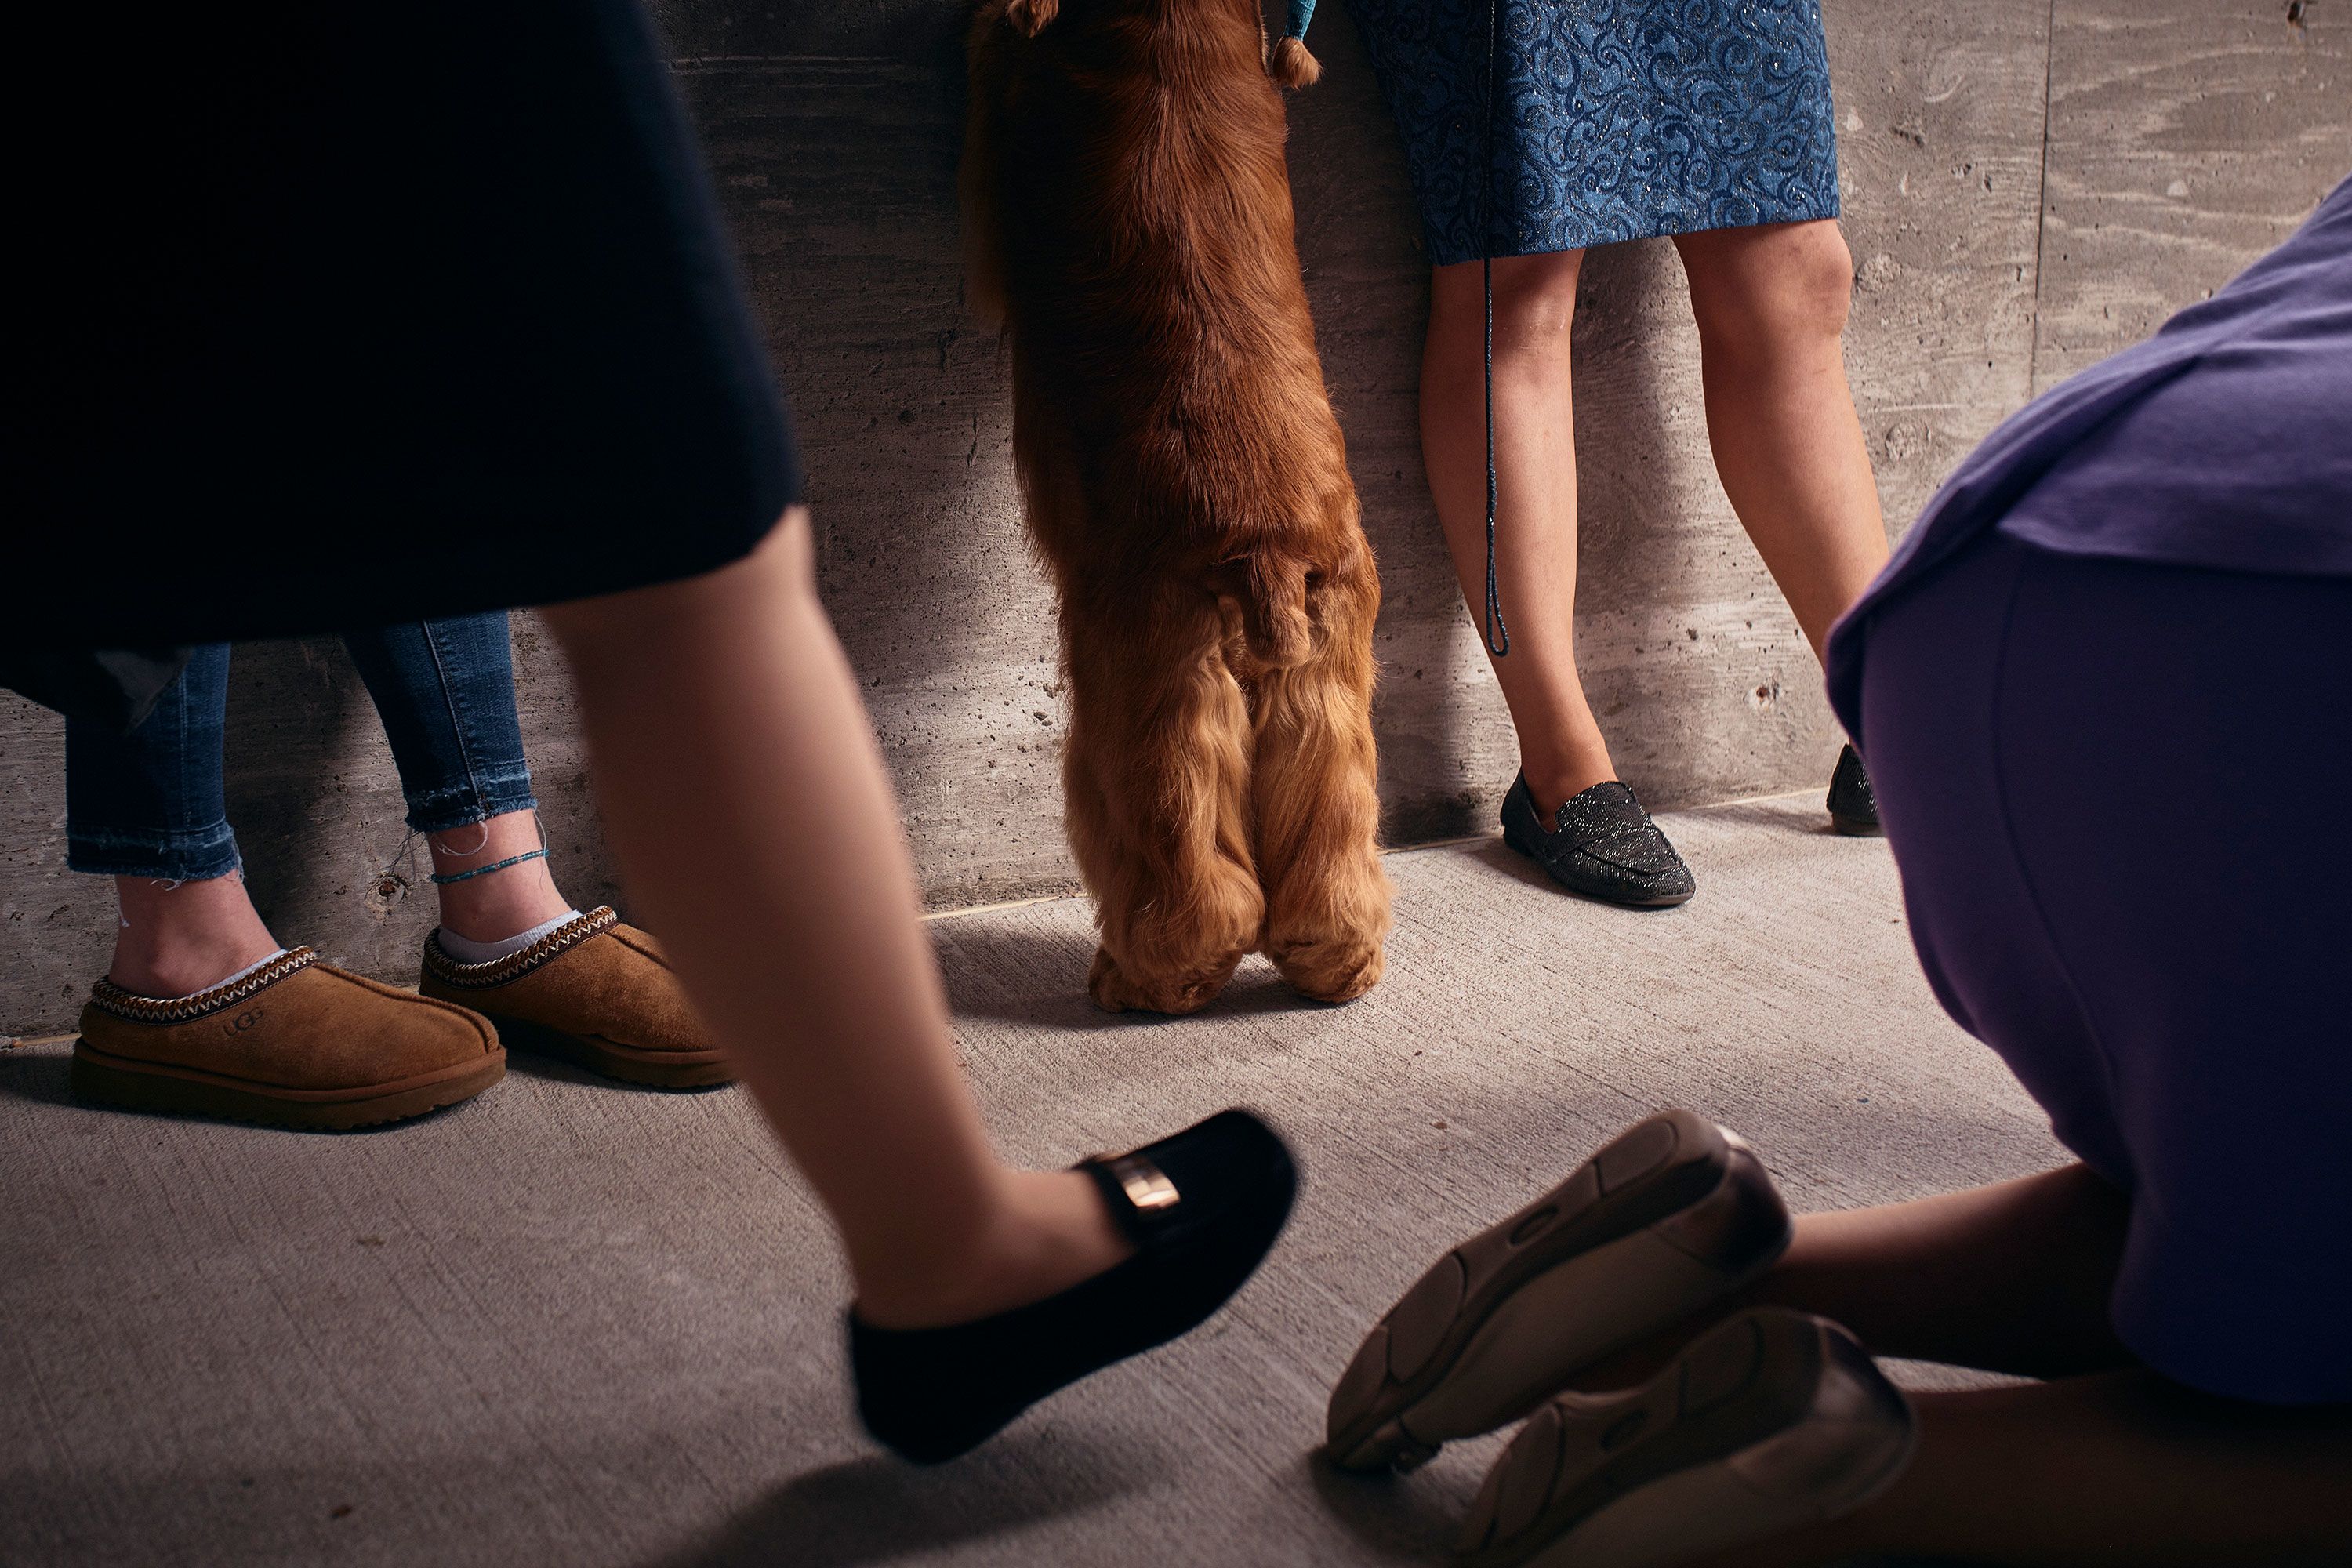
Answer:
[
  {"left": 421, "top": 906, "right": 619, "bottom": 989},
  {"left": 1100, "top": 1153, "right": 1181, "bottom": 1215}
]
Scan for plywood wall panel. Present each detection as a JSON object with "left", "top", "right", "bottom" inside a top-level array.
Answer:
[{"left": 8, "top": 1, "right": 2343, "bottom": 1033}]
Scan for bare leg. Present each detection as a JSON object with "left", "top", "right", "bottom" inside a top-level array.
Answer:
[
  {"left": 1572, "top": 1163, "right": 2135, "bottom": 1399},
  {"left": 1758, "top": 1168, "right": 2350, "bottom": 1563},
  {"left": 108, "top": 808, "right": 571, "bottom": 992},
  {"left": 1580, "top": 1163, "right": 2344, "bottom": 1563},
  {"left": 107, "top": 872, "right": 280, "bottom": 996},
  {"left": 1674, "top": 220, "right": 1889, "bottom": 662},
  {"left": 426, "top": 808, "right": 574, "bottom": 942},
  {"left": 1700, "top": 1373, "right": 2352, "bottom": 1567},
  {"left": 1421, "top": 252, "right": 1617, "bottom": 814},
  {"left": 541, "top": 510, "right": 1127, "bottom": 1330},
  {"left": 1756, "top": 1162, "right": 2136, "bottom": 1378}
]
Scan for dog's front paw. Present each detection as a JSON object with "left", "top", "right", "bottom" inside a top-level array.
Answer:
[
  {"left": 1267, "top": 933, "right": 1385, "bottom": 1005},
  {"left": 1088, "top": 945, "right": 1236, "bottom": 1016},
  {"left": 1005, "top": 0, "right": 1059, "bottom": 37}
]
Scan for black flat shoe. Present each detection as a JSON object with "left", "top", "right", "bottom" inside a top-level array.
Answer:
[
  {"left": 1501, "top": 775, "right": 1696, "bottom": 908},
  {"left": 848, "top": 1109, "right": 1298, "bottom": 1464},
  {"left": 1826, "top": 743, "right": 1881, "bottom": 837}
]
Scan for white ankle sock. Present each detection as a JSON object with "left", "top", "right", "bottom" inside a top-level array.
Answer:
[
  {"left": 162, "top": 948, "right": 291, "bottom": 1000},
  {"left": 436, "top": 911, "right": 581, "bottom": 965}
]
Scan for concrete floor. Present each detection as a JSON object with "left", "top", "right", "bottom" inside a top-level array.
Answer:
[{"left": 0, "top": 793, "right": 2061, "bottom": 1567}]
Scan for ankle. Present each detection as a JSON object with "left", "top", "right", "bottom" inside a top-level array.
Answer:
[
  {"left": 1522, "top": 754, "right": 1619, "bottom": 816},
  {"left": 109, "top": 931, "right": 284, "bottom": 998},
  {"left": 429, "top": 812, "right": 573, "bottom": 942},
  {"left": 108, "top": 873, "right": 282, "bottom": 997},
  {"left": 853, "top": 1168, "right": 1131, "bottom": 1331}
]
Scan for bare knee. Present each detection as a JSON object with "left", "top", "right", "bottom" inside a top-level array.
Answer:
[
  {"left": 1429, "top": 251, "right": 1584, "bottom": 365},
  {"left": 1683, "top": 221, "right": 1853, "bottom": 361}
]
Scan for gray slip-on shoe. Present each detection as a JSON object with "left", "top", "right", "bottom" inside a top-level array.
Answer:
[
  {"left": 1326, "top": 1110, "right": 1791, "bottom": 1472},
  {"left": 1455, "top": 1309, "right": 1915, "bottom": 1568}
]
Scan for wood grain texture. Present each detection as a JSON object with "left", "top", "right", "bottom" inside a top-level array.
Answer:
[
  {"left": 2034, "top": 0, "right": 2350, "bottom": 392},
  {"left": 5, "top": 1, "right": 2344, "bottom": 1033},
  {"left": 0, "top": 799, "right": 2049, "bottom": 1567}
]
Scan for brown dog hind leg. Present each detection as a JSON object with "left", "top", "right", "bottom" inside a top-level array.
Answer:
[
  {"left": 1063, "top": 597, "right": 1263, "bottom": 1015},
  {"left": 1250, "top": 555, "right": 1392, "bottom": 1004}
]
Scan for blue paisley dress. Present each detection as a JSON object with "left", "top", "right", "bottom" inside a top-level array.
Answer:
[{"left": 1345, "top": 0, "right": 1842, "bottom": 264}]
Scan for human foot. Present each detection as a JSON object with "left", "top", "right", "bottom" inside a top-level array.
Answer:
[
  {"left": 1825, "top": 745, "right": 1879, "bottom": 837},
  {"left": 1327, "top": 1111, "right": 1788, "bottom": 1471},
  {"left": 74, "top": 949, "right": 504, "bottom": 1129},
  {"left": 1457, "top": 1309, "right": 1914, "bottom": 1568},
  {"left": 1501, "top": 776, "right": 1696, "bottom": 908},
  {"left": 850, "top": 1109, "right": 1297, "bottom": 1463},
  {"left": 419, "top": 906, "right": 728, "bottom": 1087}
]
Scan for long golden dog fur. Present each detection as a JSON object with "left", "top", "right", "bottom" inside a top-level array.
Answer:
[{"left": 962, "top": 0, "right": 1392, "bottom": 1014}]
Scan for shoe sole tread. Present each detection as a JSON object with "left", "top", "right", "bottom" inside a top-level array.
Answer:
[{"left": 1325, "top": 1110, "right": 1789, "bottom": 1470}]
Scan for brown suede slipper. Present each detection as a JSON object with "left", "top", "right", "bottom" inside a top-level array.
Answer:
[
  {"left": 73, "top": 949, "right": 506, "bottom": 1130},
  {"left": 1455, "top": 1309, "right": 1915, "bottom": 1568},
  {"left": 419, "top": 907, "right": 728, "bottom": 1089},
  {"left": 1327, "top": 1110, "right": 1791, "bottom": 1472}
]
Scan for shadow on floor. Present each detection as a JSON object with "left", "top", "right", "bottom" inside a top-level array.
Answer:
[
  {"left": 1306, "top": 1452, "right": 1466, "bottom": 1563},
  {"left": 934, "top": 921, "right": 1338, "bottom": 1030},
  {"left": 0, "top": 1040, "right": 485, "bottom": 1135},
  {"left": 1685, "top": 794, "right": 1842, "bottom": 837},
  {"left": 650, "top": 1428, "right": 1168, "bottom": 1568},
  {"left": 0, "top": 1044, "right": 72, "bottom": 1109},
  {"left": 1461, "top": 837, "right": 1551, "bottom": 893}
]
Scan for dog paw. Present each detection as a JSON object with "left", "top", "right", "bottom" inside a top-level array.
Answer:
[
  {"left": 1268, "top": 934, "right": 1385, "bottom": 1005},
  {"left": 1088, "top": 946, "right": 1236, "bottom": 1016}
]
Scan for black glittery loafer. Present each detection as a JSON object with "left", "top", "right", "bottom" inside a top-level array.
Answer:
[
  {"left": 1826, "top": 744, "right": 1881, "bottom": 837},
  {"left": 849, "top": 1108, "right": 1297, "bottom": 1465},
  {"left": 1454, "top": 1309, "right": 1915, "bottom": 1568},
  {"left": 1325, "top": 1110, "right": 1790, "bottom": 1472},
  {"left": 1501, "top": 775, "right": 1697, "bottom": 908}
]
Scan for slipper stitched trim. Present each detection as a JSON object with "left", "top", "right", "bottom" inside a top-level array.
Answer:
[
  {"left": 87, "top": 948, "right": 319, "bottom": 1026},
  {"left": 421, "top": 906, "right": 619, "bottom": 989}
]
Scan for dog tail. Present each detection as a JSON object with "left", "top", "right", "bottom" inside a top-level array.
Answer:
[
  {"left": 1214, "top": 556, "right": 1316, "bottom": 671},
  {"left": 1269, "top": 35, "right": 1321, "bottom": 89}
]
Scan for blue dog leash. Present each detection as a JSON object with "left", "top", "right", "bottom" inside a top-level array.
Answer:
[
  {"left": 1282, "top": 0, "right": 1508, "bottom": 658},
  {"left": 1479, "top": 0, "right": 1509, "bottom": 657}
]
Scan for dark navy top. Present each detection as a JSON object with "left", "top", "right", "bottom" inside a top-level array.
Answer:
[
  {"left": 16, "top": 0, "right": 800, "bottom": 648},
  {"left": 1831, "top": 174, "right": 2352, "bottom": 746}
]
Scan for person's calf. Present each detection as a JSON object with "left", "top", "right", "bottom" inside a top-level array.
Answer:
[
  {"left": 1682, "top": 1374, "right": 2352, "bottom": 1568},
  {"left": 1756, "top": 1163, "right": 2136, "bottom": 1379}
]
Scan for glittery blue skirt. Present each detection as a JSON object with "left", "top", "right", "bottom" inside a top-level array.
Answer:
[{"left": 1345, "top": 0, "right": 1842, "bottom": 265}]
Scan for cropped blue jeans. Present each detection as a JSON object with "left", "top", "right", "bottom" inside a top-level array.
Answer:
[{"left": 66, "top": 615, "right": 537, "bottom": 880}]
